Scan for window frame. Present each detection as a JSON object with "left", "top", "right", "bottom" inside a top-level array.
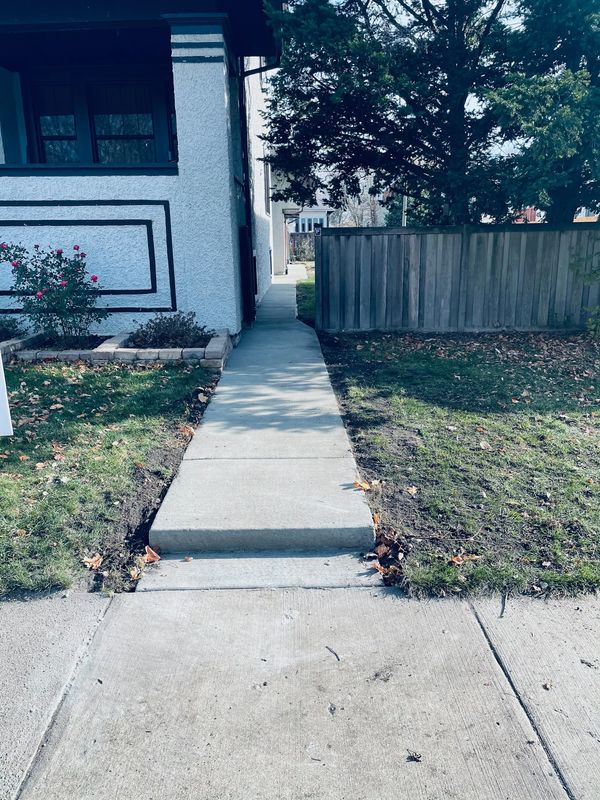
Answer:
[{"left": 21, "top": 65, "right": 177, "bottom": 170}]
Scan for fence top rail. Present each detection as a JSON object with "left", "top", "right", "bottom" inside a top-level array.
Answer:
[{"left": 318, "top": 222, "right": 600, "bottom": 237}]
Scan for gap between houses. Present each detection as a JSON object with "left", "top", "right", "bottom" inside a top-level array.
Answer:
[{"left": 469, "top": 600, "right": 577, "bottom": 800}]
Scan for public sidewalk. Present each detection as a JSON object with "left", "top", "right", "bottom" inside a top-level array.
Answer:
[{"left": 6, "top": 273, "right": 600, "bottom": 800}]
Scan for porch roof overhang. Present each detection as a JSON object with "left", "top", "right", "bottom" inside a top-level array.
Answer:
[{"left": 0, "top": 0, "right": 281, "bottom": 57}]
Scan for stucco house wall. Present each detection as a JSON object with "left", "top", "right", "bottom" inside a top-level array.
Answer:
[
  {"left": 0, "top": 10, "right": 276, "bottom": 335},
  {"left": 244, "top": 59, "right": 273, "bottom": 305}
]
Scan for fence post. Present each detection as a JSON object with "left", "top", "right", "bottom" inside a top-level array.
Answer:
[{"left": 314, "top": 223, "right": 323, "bottom": 329}]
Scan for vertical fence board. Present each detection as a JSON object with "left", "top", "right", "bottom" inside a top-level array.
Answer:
[{"left": 314, "top": 225, "right": 600, "bottom": 333}]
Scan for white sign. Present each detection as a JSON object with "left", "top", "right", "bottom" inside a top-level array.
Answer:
[{"left": 0, "top": 353, "right": 13, "bottom": 436}]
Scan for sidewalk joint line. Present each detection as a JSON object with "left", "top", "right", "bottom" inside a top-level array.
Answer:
[
  {"left": 183, "top": 456, "right": 352, "bottom": 461},
  {"left": 13, "top": 597, "right": 114, "bottom": 800},
  {"left": 469, "top": 601, "right": 577, "bottom": 800},
  {"left": 138, "top": 584, "right": 381, "bottom": 592}
]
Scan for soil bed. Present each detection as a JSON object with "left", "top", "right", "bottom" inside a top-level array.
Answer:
[
  {"left": 320, "top": 330, "right": 600, "bottom": 597},
  {"left": 34, "top": 334, "right": 108, "bottom": 350}
]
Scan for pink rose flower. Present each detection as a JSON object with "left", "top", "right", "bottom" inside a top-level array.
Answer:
[
  {"left": 11, "top": 260, "right": 19, "bottom": 268},
  {"left": 0, "top": 243, "right": 7, "bottom": 250},
  {"left": 60, "top": 280, "right": 68, "bottom": 287},
  {"left": 43, "top": 287, "right": 49, "bottom": 293},
  {"left": 56, "top": 248, "right": 63, "bottom": 255},
  {"left": 90, "top": 274, "right": 98, "bottom": 283},
  {"left": 73, "top": 245, "right": 80, "bottom": 251},
  {"left": 80, "top": 252, "right": 87, "bottom": 258},
  {"left": 36, "top": 291, "right": 43, "bottom": 299}
]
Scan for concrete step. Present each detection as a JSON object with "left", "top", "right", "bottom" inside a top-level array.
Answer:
[
  {"left": 149, "top": 457, "right": 374, "bottom": 554},
  {"left": 138, "top": 550, "right": 379, "bottom": 591}
]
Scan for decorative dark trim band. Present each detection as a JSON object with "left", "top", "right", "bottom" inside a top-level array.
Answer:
[
  {"left": 171, "top": 55, "right": 224, "bottom": 63},
  {"left": 0, "top": 200, "right": 177, "bottom": 314},
  {"left": 171, "top": 42, "right": 224, "bottom": 49},
  {"left": 0, "top": 164, "right": 178, "bottom": 177}
]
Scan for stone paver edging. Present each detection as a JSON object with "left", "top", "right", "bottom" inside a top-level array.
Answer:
[{"left": 2, "top": 331, "right": 233, "bottom": 371}]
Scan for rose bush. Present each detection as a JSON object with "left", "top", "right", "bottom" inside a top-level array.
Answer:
[{"left": 0, "top": 242, "right": 108, "bottom": 340}]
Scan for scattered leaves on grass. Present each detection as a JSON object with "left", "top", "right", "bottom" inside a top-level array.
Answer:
[
  {"left": 364, "top": 521, "right": 410, "bottom": 586},
  {"left": 83, "top": 553, "right": 103, "bottom": 571}
]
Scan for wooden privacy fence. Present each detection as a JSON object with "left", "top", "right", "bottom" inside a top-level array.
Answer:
[{"left": 314, "top": 223, "right": 600, "bottom": 332}]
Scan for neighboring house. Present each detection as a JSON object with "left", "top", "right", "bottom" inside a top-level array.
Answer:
[
  {"left": 271, "top": 184, "right": 331, "bottom": 275},
  {"left": 0, "top": 2, "right": 280, "bottom": 334}
]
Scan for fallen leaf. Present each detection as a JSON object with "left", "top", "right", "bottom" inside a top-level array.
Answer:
[
  {"left": 354, "top": 479, "right": 370, "bottom": 491},
  {"left": 542, "top": 682, "right": 552, "bottom": 691},
  {"left": 373, "top": 512, "right": 381, "bottom": 526},
  {"left": 479, "top": 440, "right": 492, "bottom": 450},
  {"left": 183, "top": 555, "right": 193, "bottom": 562},
  {"left": 18, "top": 455, "right": 29, "bottom": 462},
  {"left": 49, "top": 403, "right": 64, "bottom": 410},
  {"left": 143, "top": 545, "right": 161, "bottom": 564},
  {"left": 450, "top": 553, "right": 482, "bottom": 565},
  {"left": 371, "top": 561, "right": 389, "bottom": 574},
  {"left": 406, "top": 485, "right": 418, "bottom": 496},
  {"left": 83, "top": 553, "right": 103, "bottom": 571},
  {"left": 129, "top": 566, "right": 141, "bottom": 581},
  {"left": 407, "top": 751, "right": 422, "bottom": 763}
]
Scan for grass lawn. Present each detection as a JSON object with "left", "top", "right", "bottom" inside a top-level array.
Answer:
[
  {"left": 320, "top": 331, "right": 600, "bottom": 597},
  {"left": 296, "top": 262, "right": 315, "bottom": 326},
  {"left": 0, "top": 360, "right": 215, "bottom": 596}
]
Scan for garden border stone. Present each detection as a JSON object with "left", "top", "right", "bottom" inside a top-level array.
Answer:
[{"left": 3, "top": 331, "right": 234, "bottom": 372}]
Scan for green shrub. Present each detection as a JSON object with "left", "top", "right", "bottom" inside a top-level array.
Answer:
[
  {"left": 0, "top": 316, "right": 24, "bottom": 342},
  {"left": 129, "top": 312, "right": 212, "bottom": 348}
]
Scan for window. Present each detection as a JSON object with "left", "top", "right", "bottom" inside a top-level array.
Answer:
[{"left": 24, "top": 67, "right": 176, "bottom": 166}]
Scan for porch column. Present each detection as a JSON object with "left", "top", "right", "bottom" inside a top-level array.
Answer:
[{"left": 166, "top": 14, "right": 243, "bottom": 333}]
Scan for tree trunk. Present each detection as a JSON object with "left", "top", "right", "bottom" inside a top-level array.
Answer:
[{"left": 545, "top": 185, "right": 579, "bottom": 225}]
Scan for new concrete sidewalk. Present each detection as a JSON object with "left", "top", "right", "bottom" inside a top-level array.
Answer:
[
  {"left": 149, "top": 268, "right": 374, "bottom": 554},
  {"left": 6, "top": 273, "right": 600, "bottom": 800}
]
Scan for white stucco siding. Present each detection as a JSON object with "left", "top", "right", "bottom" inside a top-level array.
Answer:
[
  {"left": 0, "top": 28, "right": 247, "bottom": 335},
  {"left": 244, "top": 60, "right": 273, "bottom": 304}
]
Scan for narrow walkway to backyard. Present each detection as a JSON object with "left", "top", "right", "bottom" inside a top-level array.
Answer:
[
  {"left": 148, "top": 265, "right": 374, "bottom": 559},
  {"left": 6, "top": 271, "right": 600, "bottom": 800}
]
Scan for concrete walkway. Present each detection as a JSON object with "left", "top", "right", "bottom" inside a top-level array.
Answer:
[
  {"left": 5, "top": 273, "right": 600, "bottom": 799},
  {"left": 150, "top": 268, "right": 374, "bottom": 554}
]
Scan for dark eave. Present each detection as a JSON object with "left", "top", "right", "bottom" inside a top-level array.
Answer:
[{"left": 0, "top": 1, "right": 281, "bottom": 57}]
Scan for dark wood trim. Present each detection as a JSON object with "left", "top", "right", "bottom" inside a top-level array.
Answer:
[{"left": 0, "top": 164, "right": 178, "bottom": 176}]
